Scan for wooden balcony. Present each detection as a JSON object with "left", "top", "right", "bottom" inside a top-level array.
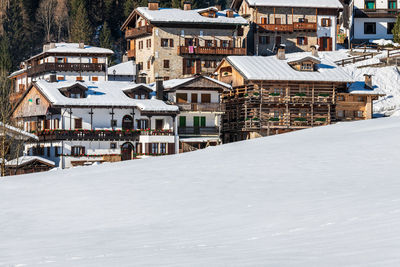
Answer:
[
  {"left": 293, "top": 22, "right": 317, "bottom": 31},
  {"left": 27, "top": 63, "right": 106, "bottom": 77},
  {"left": 258, "top": 24, "right": 294, "bottom": 32},
  {"left": 178, "top": 46, "right": 246, "bottom": 56},
  {"left": 125, "top": 26, "right": 153, "bottom": 39},
  {"left": 35, "top": 129, "right": 173, "bottom": 142},
  {"left": 178, "top": 127, "right": 219, "bottom": 135},
  {"left": 10, "top": 90, "right": 26, "bottom": 103},
  {"left": 354, "top": 8, "right": 399, "bottom": 18},
  {"left": 177, "top": 103, "right": 225, "bottom": 112}
]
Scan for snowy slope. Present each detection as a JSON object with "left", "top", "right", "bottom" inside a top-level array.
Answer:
[{"left": 1, "top": 118, "right": 400, "bottom": 266}]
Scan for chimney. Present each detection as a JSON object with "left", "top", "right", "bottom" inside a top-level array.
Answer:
[
  {"left": 148, "top": 0, "right": 159, "bottom": 10},
  {"left": 364, "top": 74, "right": 373, "bottom": 89},
  {"left": 43, "top": 44, "right": 50, "bottom": 52},
  {"left": 78, "top": 43, "right": 85, "bottom": 49},
  {"left": 156, "top": 77, "right": 164, "bottom": 100},
  {"left": 276, "top": 45, "right": 286, "bottom": 60},
  {"left": 226, "top": 9, "right": 234, "bottom": 18},
  {"left": 311, "top": 45, "right": 319, "bottom": 57},
  {"left": 183, "top": 1, "right": 192, "bottom": 10},
  {"left": 49, "top": 73, "right": 57, "bottom": 83}
]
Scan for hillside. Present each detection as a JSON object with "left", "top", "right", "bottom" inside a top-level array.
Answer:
[{"left": 1, "top": 117, "right": 400, "bottom": 266}]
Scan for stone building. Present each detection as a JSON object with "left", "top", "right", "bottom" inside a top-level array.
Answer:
[
  {"left": 121, "top": 0, "right": 248, "bottom": 83},
  {"left": 230, "top": 0, "right": 343, "bottom": 55}
]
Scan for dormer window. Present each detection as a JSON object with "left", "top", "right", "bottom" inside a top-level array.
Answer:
[
  {"left": 59, "top": 83, "right": 88, "bottom": 98},
  {"left": 123, "top": 85, "right": 152, "bottom": 100},
  {"left": 301, "top": 63, "right": 313, "bottom": 71}
]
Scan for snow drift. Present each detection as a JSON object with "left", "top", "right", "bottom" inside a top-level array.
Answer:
[{"left": 1, "top": 118, "right": 400, "bottom": 266}]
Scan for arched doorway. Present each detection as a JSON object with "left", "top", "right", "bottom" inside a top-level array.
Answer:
[
  {"left": 122, "top": 115, "right": 133, "bottom": 130},
  {"left": 121, "top": 142, "right": 135, "bottom": 161}
]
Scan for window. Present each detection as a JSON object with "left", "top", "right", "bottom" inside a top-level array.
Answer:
[
  {"left": 221, "top": 40, "right": 229, "bottom": 48},
  {"left": 111, "top": 120, "right": 117, "bottom": 127},
  {"left": 160, "top": 143, "right": 167, "bottom": 154},
  {"left": 388, "top": 22, "right": 395, "bottom": 34},
  {"left": 365, "top": 0, "right": 375, "bottom": 9},
  {"left": 70, "top": 93, "right": 82, "bottom": 98},
  {"left": 201, "top": 94, "right": 211, "bottom": 103},
  {"left": 155, "top": 119, "right": 163, "bottom": 130},
  {"left": 54, "top": 118, "right": 59, "bottom": 129},
  {"left": 74, "top": 118, "right": 82, "bottom": 129},
  {"left": 146, "top": 39, "right": 151, "bottom": 48},
  {"left": 46, "top": 147, "right": 51, "bottom": 157},
  {"left": 161, "top": 39, "right": 171, "bottom": 47},
  {"left": 364, "top": 22, "right": 376, "bottom": 34},
  {"left": 206, "top": 40, "right": 213, "bottom": 47},
  {"left": 147, "top": 60, "right": 151, "bottom": 69},
  {"left": 321, "top": 18, "right": 331, "bottom": 27},
  {"left": 260, "top": 17, "right": 267, "bottom": 24},
  {"left": 92, "top": 57, "right": 98, "bottom": 63},
  {"left": 301, "top": 63, "right": 313, "bottom": 71},
  {"left": 55, "top": 147, "right": 60, "bottom": 157},
  {"left": 357, "top": 96, "right": 365, "bottom": 102},
  {"left": 35, "top": 98, "right": 40, "bottom": 105},
  {"left": 191, "top": 93, "right": 198, "bottom": 103},
  {"left": 200, "top": 116, "right": 206, "bottom": 127},
  {"left": 137, "top": 62, "right": 143, "bottom": 71},
  {"left": 56, "top": 57, "right": 65, "bottom": 63},
  {"left": 151, "top": 143, "right": 159, "bottom": 154},
  {"left": 259, "top": 36, "right": 270, "bottom": 45},
  {"left": 338, "top": 95, "right": 345, "bottom": 101},
  {"left": 274, "top": 88, "right": 284, "bottom": 95},
  {"left": 110, "top": 143, "right": 117, "bottom": 149},
  {"left": 164, "top": 77, "right": 170, "bottom": 81},
  {"left": 92, "top": 76, "right": 98, "bottom": 81},
  {"left": 389, "top": 1, "right": 397, "bottom": 9},
  {"left": 179, "top": 116, "right": 186, "bottom": 127},
  {"left": 57, "top": 76, "right": 65, "bottom": 81},
  {"left": 338, "top": 110, "right": 344, "bottom": 117},
  {"left": 76, "top": 76, "right": 83, "bottom": 81},
  {"left": 137, "top": 119, "right": 148, "bottom": 130},
  {"left": 298, "top": 18, "right": 308, "bottom": 23},
  {"left": 357, "top": 111, "right": 364, "bottom": 118},
  {"left": 176, "top": 93, "right": 188, "bottom": 103},
  {"left": 71, "top": 146, "right": 85, "bottom": 156},
  {"left": 297, "top": 37, "right": 308, "bottom": 45},
  {"left": 139, "top": 41, "right": 144, "bottom": 49},
  {"left": 163, "top": 60, "right": 170, "bottom": 68}
]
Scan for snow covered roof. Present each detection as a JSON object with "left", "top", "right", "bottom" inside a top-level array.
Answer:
[
  {"left": 33, "top": 80, "right": 179, "bottom": 113},
  {"left": 8, "top": 69, "right": 26, "bottom": 79},
  {"left": 159, "top": 76, "right": 232, "bottom": 90},
  {"left": 241, "top": 0, "right": 342, "bottom": 8},
  {"left": 225, "top": 54, "right": 354, "bottom": 83},
  {"left": 136, "top": 7, "right": 248, "bottom": 26},
  {"left": 348, "top": 82, "right": 385, "bottom": 95},
  {"left": 6, "top": 156, "right": 55, "bottom": 167},
  {"left": 0, "top": 122, "right": 39, "bottom": 141},
  {"left": 26, "top": 43, "right": 113, "bottom": 61},
  {"left": 108, "top": 61, "right": 136, "bottom": 76}
]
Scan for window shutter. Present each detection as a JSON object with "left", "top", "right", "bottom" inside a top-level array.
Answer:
[
  {"left": 328, "top": 19, "right": 332, "bottom": 27},
  {"left": 297, "top": 37, "right": 300, "bottom": 45},
  {"left": 183, "top": 59, "right": 186, "bottom": 74},
  {"left": 170, "top": 39, "right": 174, "bottom": 47},
  {"left": 81, "top": 147, "right": 85, "bottom": 155},
  {"left": 266, "top": 36, "right": 270, "bottom": 44},
  {"left": 321, "top": 18, "right": 324, "bottom": 26},
  {"left": 304, "top": 37, "right": 308, "bottom": 45}
]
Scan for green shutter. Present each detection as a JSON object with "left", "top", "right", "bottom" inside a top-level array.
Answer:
[
  {"left": 179, "top": 116, "right": 186, "bottom": 127},
  {"left": 366, "top": 1, "right": 375, "bottom": 9},
  {"left": 194, "top": 116, "right": 200, "bottom": 127},
  {"left": 201, "top": 117, "right": 206, "bottom": 127}
]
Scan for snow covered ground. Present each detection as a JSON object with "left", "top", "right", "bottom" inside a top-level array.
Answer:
[{"left": 1, "top": 117, "right": 400, "bottom": 266}]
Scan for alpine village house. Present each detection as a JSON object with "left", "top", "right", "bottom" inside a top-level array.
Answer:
[
  {"left": 8, "top": 43, "right": 114, "bottom": 104},
  {"left": 121, "top": 0, "right": 248, "bottom": 83},
  {"left": 216, "top": 46, "right": 383, "bottom": 142},
  {"left": 230, "top": 0, "right": 343, "bottom": 54},
  {"left": 156, "top": 75, "right": 230, "bottom": 152}
]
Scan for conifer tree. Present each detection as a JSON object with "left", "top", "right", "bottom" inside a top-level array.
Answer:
[
  {"left": 0, "top": 36, "right": 12, "bottom": 73},
  {"left": 70, "top": 2, "right": 93, "bottom": 44},
  {"left": 172, "top": 0, "right": 182, "bottom": 8},
  {"left": 3, "top": 0, "right": 29, "bottom": 71},
  {"left": 99, "top": 22, "right": 113, "bottom": 49},
  {"left": 393, "top": 15, "right": 400, "bottom": 43}
]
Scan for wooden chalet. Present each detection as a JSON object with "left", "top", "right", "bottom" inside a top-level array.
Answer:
[
  {"left": 6, "top": 156, "right": 55, "bottom": 176},
  {"left": 215, "top": 46, "right": 383, "bottom": 142}
]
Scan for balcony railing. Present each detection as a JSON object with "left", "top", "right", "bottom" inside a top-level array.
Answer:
[
  {"left": 178, "top": 46, "right": 246, "bottom": 56},
  {"left": 354, "top": 8, "right": 399, "bottom": 18},
  {"left": 293, "top": 22, "right": 317, "bottom": 31},
  {"left": 177, "top": 103, "right": 225, "bottom": 112},
  {"left": 258, "top": 23, "right": 317, "bottom": 32},
  {"left": 27, "top": 63, "right": 106, "bottom": 77},
  {"left": 34, "top": 129, "right": 173, "bottom": 142},
  {"left": 125, "top": 26, "right": 153, "bottom": 39},
  {"left": 178, "top": 127, "right": 219, "bottom": 135}
]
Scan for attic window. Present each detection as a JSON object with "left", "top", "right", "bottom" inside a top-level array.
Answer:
[
  {"left": 59, "top": 84, "right": 88, "bottom": 98},
  {"left": 301, "top": 63, "right": 313, "bottom": 71}
]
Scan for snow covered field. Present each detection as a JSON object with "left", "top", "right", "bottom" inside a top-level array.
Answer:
[{"left": 1, "top": 117, "right": 400, "bottom": 266}]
